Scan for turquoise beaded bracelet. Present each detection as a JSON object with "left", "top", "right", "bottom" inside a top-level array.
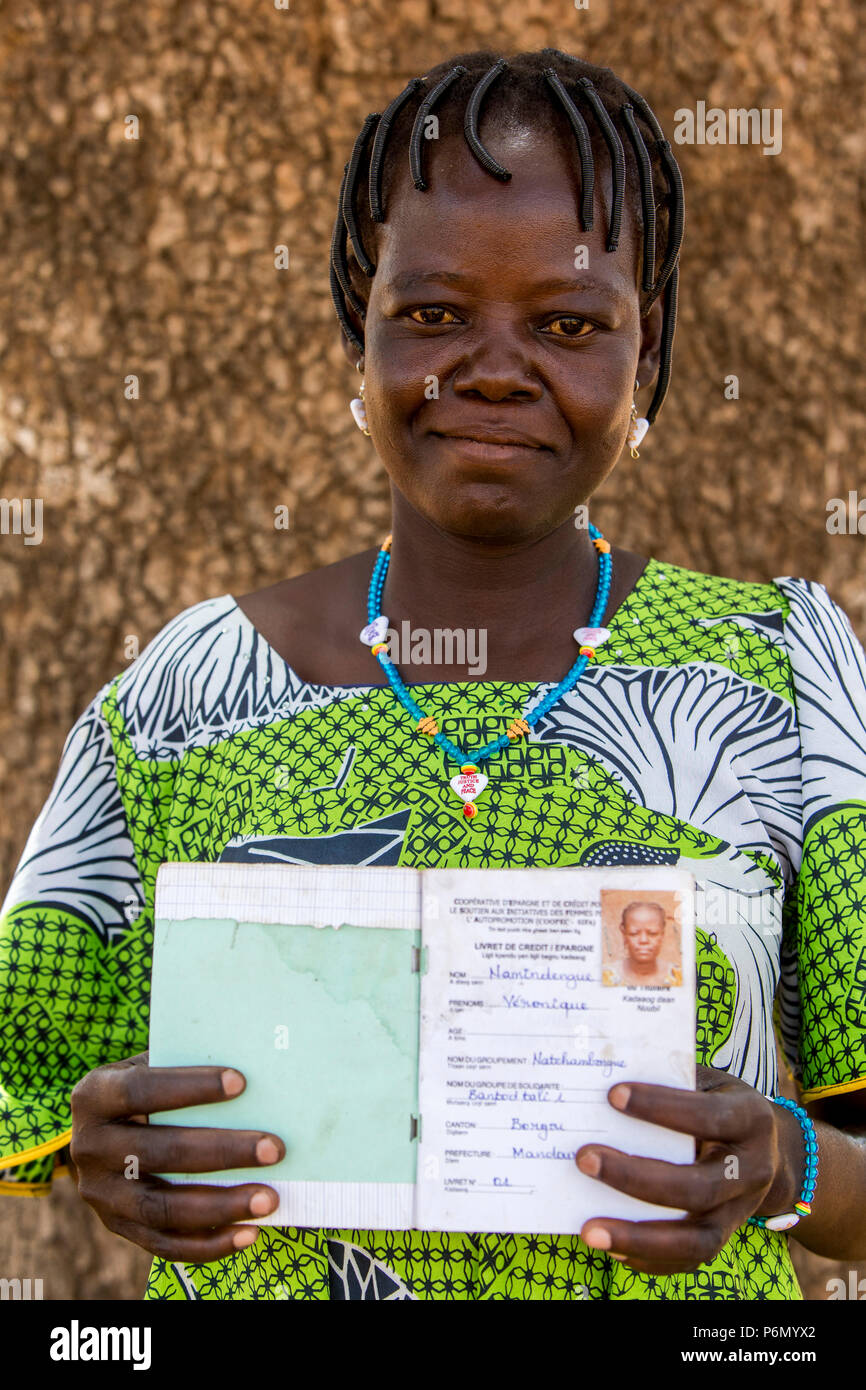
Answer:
[{"left": 747, "top": 1096, "right": 818, "bottom": 1232}]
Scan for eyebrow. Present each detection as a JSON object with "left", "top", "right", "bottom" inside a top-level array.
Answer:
[{"left": 385, "top": 269, "right": 625, "bottom": 300}]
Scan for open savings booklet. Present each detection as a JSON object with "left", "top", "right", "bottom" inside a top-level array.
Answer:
[{"left": 150, "top": 862, "right": 696, "bottom": 1234}]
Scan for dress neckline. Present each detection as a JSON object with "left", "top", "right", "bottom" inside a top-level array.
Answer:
[{"left": 228, "top": 554, "right": 659, "bottom": 693}]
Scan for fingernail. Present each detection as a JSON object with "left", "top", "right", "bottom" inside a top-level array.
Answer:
[
  {"left": 256, "top": 1137, "right": 280, "bottom": 1165},
  {"left": 609, "top": 1085, "right": 631, "bottom": 1111},
  {"left": 222, "top": 1069, "right": 245, "bottom": 1097},
  {"left": 583, "top": 1225, "right": 611, "bottom": 1250},
  {"left": 249, "top": 1189, "right": 278, "bottom": 1216},
  {"left": 233, "top": 1226, "right": 259, "bottom": 1249},
  {"left": 577, "top": 1151, "right": 601, "bottom": 1177},
  {"left": 608, "top": 1253, "right": 628, "bottom": 1262}
]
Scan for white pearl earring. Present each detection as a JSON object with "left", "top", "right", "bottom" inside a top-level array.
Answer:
[
  {"left": 349, "top": 359, "right": 371, "bottom": 436},
  {"left": 626, "top": 377, "right": 649, "bottom": 459}
]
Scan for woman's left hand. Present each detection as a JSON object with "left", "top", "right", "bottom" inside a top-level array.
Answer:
[{"left": 576, "top": 1065, "right": 801, "bottom": 1274}]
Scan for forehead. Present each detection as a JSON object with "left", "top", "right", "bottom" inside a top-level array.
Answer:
[
  {"left": 372, "top": 126, "right": 641, "bottom": 299},
  {"left": 624, "top": 906, "right": 664, "bottom": 926}
]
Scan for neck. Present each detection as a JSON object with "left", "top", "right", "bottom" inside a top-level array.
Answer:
[{"left": 381, "top": 491, "right": 602, "bottom": 665}]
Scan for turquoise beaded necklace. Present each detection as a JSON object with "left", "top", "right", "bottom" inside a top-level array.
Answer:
[{"left": 359, "top": 523, "right": 613, "bottom": 819}]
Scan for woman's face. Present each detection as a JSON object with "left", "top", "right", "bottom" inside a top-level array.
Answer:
[{"left": 354, "top": 125, "right": 663, "bottom": 544}]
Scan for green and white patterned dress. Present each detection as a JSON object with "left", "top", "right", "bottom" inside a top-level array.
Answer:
[{"left": 2, "top": 556, "right": 866, "bottom": 1300}]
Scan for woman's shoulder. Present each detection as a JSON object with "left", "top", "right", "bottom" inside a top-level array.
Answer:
[
  {"left": 646, "top": 557, "right": 861, "bottom": 653},
  {"left": 117, "top": 591, "right": 247, "bottom": 691},
  {"left": 652, "top": 554, "right": 852, "bottom": 611},
  {"left": 103, "top": 551, "right": 379, "bottom": 756},
  {"left": 101, "top": 588, "right": 325, "bottom": 760},
  {"left": 648, "top": 555, "right": 802, "bottom": 614},
  {"left": 231, "top": 548, "right": 378, "bottom": 679},
  {"left": 103, "top": 593, "right": 262, "bottom": 755},
  {"left": 629, "top": 560, "right": 865, "bottom": 723}
]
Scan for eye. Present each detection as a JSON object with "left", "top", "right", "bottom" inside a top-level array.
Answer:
[
  {"left": 406, "top": 306, "right": 461, "bottom": 325},
  {"left": 543, "top": 315, "right": 594, "bottom": 339}
]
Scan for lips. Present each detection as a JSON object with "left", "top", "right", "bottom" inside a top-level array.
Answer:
[
  {"left": 434, "top": 437, "right": 542, "bottom": 463},
  {"left": 432, "top": 427, "right": 550, "bottom": 461},
  {"left": 434, "top": 426, "right": 547, "bottom": 449}
]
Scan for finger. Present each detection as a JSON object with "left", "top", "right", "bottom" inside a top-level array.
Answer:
[
  {"left": 109, "top": 1216, "right": 265, "bottom": 1264},
  {"left": 607, "top": 1081, "right": 771, "bottom": 1144},
  {"left": 105, "top": 1176, "right": 280, "bottom": 1232},
  {"left": 581, "top": 1197, "right": 748, "bottom": 1272},
  {"left": 79, "top": 1061, "right": 248, "bottom": 1120},
  {"left": 576, "top": 1144, "right": 731, "bottom": 1215},
  {"left": 74, "top": 1122, "right": 285, "bottom": 1175}
]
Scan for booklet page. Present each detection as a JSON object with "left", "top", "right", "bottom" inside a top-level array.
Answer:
[{"left": 414, "top": 866, "right": 696, "bottom": 1234}]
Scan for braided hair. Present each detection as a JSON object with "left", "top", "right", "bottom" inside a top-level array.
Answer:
[{"left": 330, "top": 49, "right": 684, "bottom": 427}]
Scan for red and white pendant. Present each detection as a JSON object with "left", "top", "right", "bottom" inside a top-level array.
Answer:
[{"left": 450, "top": 764, "right": 488, "bottom": 820}]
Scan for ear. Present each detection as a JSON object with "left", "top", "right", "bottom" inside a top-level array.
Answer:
[{"left": 635, "top": 278, "right": 669, "bottom": 394}]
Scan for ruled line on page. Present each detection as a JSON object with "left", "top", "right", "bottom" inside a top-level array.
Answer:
[{"left": 154, "top": 861, "right": 421, "bottom": 930}]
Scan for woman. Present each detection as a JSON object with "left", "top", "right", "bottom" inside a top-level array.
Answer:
[{"left": 1, "top": 48, "right": 865, "bottom": 1302}]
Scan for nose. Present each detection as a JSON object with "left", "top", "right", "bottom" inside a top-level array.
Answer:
[{"left": 452, "top": 332, "right": 543, "bottom": 403}]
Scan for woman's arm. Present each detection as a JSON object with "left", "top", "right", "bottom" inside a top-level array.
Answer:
[
  {"left": 0, "top": 677, "right": 128, "bottom": 1188},
  {"left": 794, "top": 1090, "right": 866, "bottom": 1259}
]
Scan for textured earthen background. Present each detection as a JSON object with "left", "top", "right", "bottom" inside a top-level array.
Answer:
[{"left": 1, "top": 0, "right": 864, "bottom": 1300}]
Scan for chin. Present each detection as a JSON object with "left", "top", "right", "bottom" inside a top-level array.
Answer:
[
  {"left": 420, "top": 484, "right": 563, "bottom": 544},
  {"left": 439, "top": 510, "right": 544, "bottom": 544}
]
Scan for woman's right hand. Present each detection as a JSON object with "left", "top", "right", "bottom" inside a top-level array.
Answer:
[{"left": 69, "top": 1051, "right": 284, "bottom": 1262}]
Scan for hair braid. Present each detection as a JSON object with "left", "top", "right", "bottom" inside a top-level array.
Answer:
[
  {"left": 342, "top": 112, "right": 380, "bottom": 277},
  {"left": 574, "top": 76, "right": 627, "bottom": 252},
  {"left": 620, "top": 104, "right": 657, "bottom": 293},
  {"left": 543, "top": 68, "right": 595, "bottom": 232},
  {"left": 369, "top": 77, "right": 426, "bottom": 221},
  {"left": 463, "top": 58, "right": 512, "bottom": 181},
  {"left": 409, "top": 67, "right": 467, "bottom": 191}
]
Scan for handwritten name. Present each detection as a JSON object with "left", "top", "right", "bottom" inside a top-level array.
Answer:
[
  {"left": 532, "top": 1050, "right": 626, "bottom": 1076},
  {"left": 489, "top": 964, "right": 593, "bottom": 986},
  {"left": 502, "top": 995, "right": 588, "bottom": 1013},
  {"left": 510, "top": 1117, "right": 565, "bottom": 1141},
  {"left": 512, "top": 1146, "right": 575, "bottom": 1160},
  {"left": 468, "top": 1089, "right": 564, "bottom": 1104}
]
